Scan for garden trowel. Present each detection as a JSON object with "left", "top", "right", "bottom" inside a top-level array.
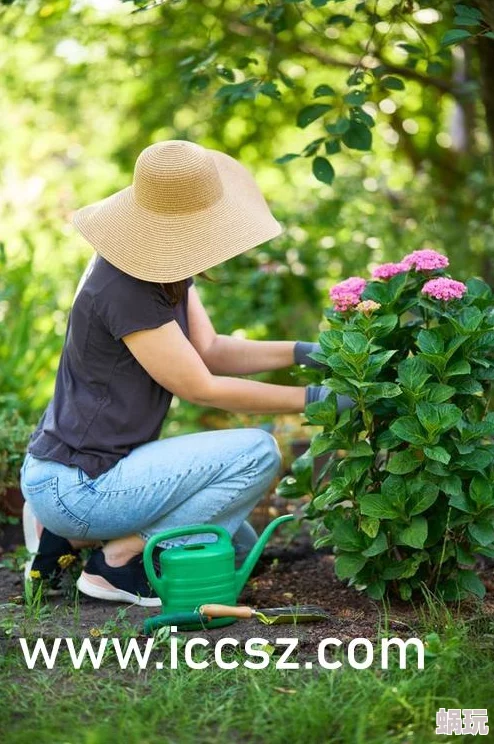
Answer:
[{"left": 200, "top": 603, "right": 330, "bottom": 625}]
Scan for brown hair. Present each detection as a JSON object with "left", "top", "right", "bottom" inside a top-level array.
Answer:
[{"left": 159, "top": 271, "right": 214, "bottom": 306}]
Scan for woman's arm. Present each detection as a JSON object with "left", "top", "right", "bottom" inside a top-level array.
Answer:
[
  {"left": 123, "top": 319, "right": 305, "bottom": 414},
  {"left": 187, "top": 285, "right": 296, "bottom": 374}
]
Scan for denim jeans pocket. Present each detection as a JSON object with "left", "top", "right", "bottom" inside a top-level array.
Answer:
[{"left": 24, "top": 477, "right": 91, "bottom": 540}]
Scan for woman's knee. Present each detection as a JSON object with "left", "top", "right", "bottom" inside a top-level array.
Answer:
[{"left": 246, "top": 429, "right": 282, "bottom": 479}]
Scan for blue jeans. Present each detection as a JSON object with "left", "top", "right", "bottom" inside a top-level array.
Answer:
[{"left": 20, "top": 428, "right": 282, "bottom": 555}]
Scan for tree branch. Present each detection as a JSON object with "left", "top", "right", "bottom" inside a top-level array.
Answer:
[{"left": 228, "top": 19, "right": 464, "bottom": 99}]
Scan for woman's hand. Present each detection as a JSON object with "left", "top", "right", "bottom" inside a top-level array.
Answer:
[{"left": 294, "top": 341, "right": 325, "bottom": 369}]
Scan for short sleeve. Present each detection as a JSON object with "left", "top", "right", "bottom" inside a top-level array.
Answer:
[{"left": 95, "top": 276, "right": 177, "bottom": 341}]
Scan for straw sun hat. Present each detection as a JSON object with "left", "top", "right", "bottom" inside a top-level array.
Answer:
[{"left": 72, "top": 140, "right": 282, "bottom": 283}]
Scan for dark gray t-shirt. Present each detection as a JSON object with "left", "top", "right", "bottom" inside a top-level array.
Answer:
[{"left": 28, "top": 255, "right": 192, "bottom": 478}]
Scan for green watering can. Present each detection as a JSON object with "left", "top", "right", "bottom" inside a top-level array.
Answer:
[{"left": 143, "top": 514, "right": 294, "bottom": 633}]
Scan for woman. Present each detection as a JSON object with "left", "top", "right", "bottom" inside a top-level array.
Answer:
[{"left": 20, "top": 140, "right": 333, "bottom": 606}]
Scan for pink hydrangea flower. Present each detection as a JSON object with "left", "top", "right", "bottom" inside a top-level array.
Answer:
[
  {"left": 330, "top": 277, "right": 367, "bottom": 312},
  {"left": 421, "top": 277, "right": 467, "bottom": 301},
  {"left": 402, "top": 249, "right": 449, "bottom": 272},
  {"left": 372, "top": 262, "right": 408, "bottom": 280}
]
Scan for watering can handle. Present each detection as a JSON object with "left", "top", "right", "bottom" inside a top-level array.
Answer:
[{"left": 143, "top": 525, "right": 232, "bottom": 596}]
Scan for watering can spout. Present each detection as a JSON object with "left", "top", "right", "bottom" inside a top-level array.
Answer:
[{"left": 235, "top": 514, "right": 294, "bottom": 594}]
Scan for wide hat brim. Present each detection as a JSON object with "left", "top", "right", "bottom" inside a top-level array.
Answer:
[{"left": 72, "top": 149, "right": 282, "bottom": 283}]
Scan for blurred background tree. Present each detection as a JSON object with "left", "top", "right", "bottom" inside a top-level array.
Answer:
[{"left": 0, "top": 0, "right": 492, "bottom": 438}]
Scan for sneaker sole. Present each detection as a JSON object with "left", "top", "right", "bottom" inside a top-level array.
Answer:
[{"left": 76, "top": 572, "right": 161, "bottom": 607}]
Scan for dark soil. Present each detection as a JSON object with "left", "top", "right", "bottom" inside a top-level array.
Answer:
[{"left": 2, "top": 491, "right": 494, "bottom": 656}]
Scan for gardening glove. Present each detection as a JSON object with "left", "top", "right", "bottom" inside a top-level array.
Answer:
[
  {"left": 294, "top": 341, "right": 325, "bottom": 370},
  {"left": 305, "top": 385, "right": 354, "bottom": 413}
]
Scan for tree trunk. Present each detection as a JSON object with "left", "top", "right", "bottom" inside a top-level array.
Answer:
[{"left": 475, "top": 1, "right": 494, "bottom": 151}]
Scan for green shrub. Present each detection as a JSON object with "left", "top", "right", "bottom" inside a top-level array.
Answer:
[
  {"left": 0, "top": 245, "right": 62, "bottom": 419},
  {"left": 0, "top": 409, "right": 32, "bottom": 494},
  {"left": 278, "top": 251, "right": 494, "bottom": 601}
]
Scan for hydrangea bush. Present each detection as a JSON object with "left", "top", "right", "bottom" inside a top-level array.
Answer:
[{"left": 279, "top": 251, "right": 494, "bottom": 601}]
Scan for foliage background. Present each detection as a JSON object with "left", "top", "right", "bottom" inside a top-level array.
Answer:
[{"left": 1, "top": 0, "right": 493, "bottom": 438}]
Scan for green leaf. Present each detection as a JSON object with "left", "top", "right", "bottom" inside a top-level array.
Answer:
[
  {"left": 366, "top": 349, "right": 397, "bottom": 375},
  {"left": 408, "top": 482, "right": 439, "bottom": 516},
  {"left": 469, "top": 475, "right": 494, "bottom": 509},
  {"left": 445, "top": 359, "right": 471, "bottom": 378},
  {"left": 297, "top": 104, "right": 333, "bottom": 128},
  {"left": 312, "top": 157, "right": 335, "bottom": 185},
  {"left": 382, "top": 551, "right": 428, "bottom": 580},
  {"left": 423, "top": 446, "right": 451, "bottom": 465},
  {"left": 456, "top": 447, "right": 494, "bottom": 472},
  {"left": 313, "top": 84, "right": 336, "bottom": 97},
  {"left": 332, "top": 519, "right": 365, "bottom": 552},
  {"left": 397, "top": 516, "right": 428, "bottom": 549},
  {"left": 216, "top": 66, "right": 235, "bottom": 82},
  {"left": 334, "top": 553, "right": 367, "bottom": 580},
  {"left": 343, "top": 89, "right": 366, "bottom": 106},
  {"left": 348, "top": 441, "right": 374, "bottom": 458},
  {"left": 313, "top": 478, "right": 347, "bottom": 508},
  {"left": 449, "top": 491, "right": 476, "bottom": 514},
  {"left": 342, "top": 120, "right": 372, "bottom": 151},
  {"left": 362, "top": 280, "right": 392, "bottom": 305},
  {"left": 364, "top": 382, "right": 402, "bottom": 405},
  {"left": 416, "top": 403, "right": 463, "bottom": 436},
  {"left": 327, "top": 13, "right": 353, "bottom": 27},
  {"left": 351, "top": 107, "right": 375, "bottom": 128},
  {"left": 325, "top": 139, "right": 341, "bottom": 155},
  {"left": 456, "top": 544, "right": 476, "bottom": 566},
  {"left": 417, "top": 329, "right": 444, "bottom": 355},
  {"left": 468, "top": 520, "right": 494, "bottom": 546},
  {"left": 441, "top": 29, "right": 472, "bottom": 46},
  {"left": 305, "top": 397, "right": 337, "bottom": 427},
  {"left": 425, "top": 383, "right": 456, "bottom": 404},
  {"left": 359, "top": 493, "right": 400, "bottom": 520},
  {"left": 455, "top": 4, "right": 483, "bottom": 21},
  {"left": 325, "top": 117, "right": 350, "bottom": 135},
  {"left": 370, "top": 313, "right": 398, "bottom": 337},
  {"left": 397, "top": 357, "right": 431, "bottom": 392},
  {"left": 366, "top": 579, "right": 386, "bottom": 600},
  {"left": 276, "top": 475, "right": 307, "bottom": 499},
  {"left": 274, "top": 153, "right": 299, "bottom": 165},
  {"left": 457, "top": 306, "right": 483, "bottom": 332},
  {"left": 342, "top": 331, "right": 368, "bottom": 354},
  {"left": 390, "top": 416, "right": 427, "bottom": 446},
  {"left": 310, "top": 432, "right": 334, "bottom": 457},
  {"left": 466, "top": 277, "right": 492, "bottom": 299},
  {"left": 382, "top": 474, "right": 407, "bottom": 507},
  {"left": 399, "top": 582, "right": 413, "bottom": 601},
  {"left": 457, "top": 569, "right": 485, "bottom": 599},
  {"left": 291, "top": 449, "right": 313, "bottom": 476},
  {"left": 360, "top": 516, "right": 380, "bottom": 539},
  {"left": 381, "top": 76, "right": 405, "bottom": 91},
  {"left": 419, "top": 353, "right": 447, "bottom": 375},
  {"left": 387, "top": 449, "right": 421, "bottom": 475},
  {"left": 440, "top": 475, "right": 463, "bottom": 497},
  {"left": 362, "top": 530, "right": 388, "bottom": 557},
  {"left": 303, "top": 137, "right": 325, "bottom": 156},
  {"left": 425, "top": 461, "right": 449, "bottom": 477}
]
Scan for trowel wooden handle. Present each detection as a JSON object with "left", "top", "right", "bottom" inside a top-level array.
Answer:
[{"left": 200, "top": 604, "right": 253, "bottom": 619}]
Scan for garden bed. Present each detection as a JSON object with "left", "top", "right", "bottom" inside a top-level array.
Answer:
[{"left": 2, "top": 529, "right": 494, "bottom": 655}]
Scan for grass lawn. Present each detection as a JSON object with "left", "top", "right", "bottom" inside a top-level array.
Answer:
[{"left": 1, "top": 604, "right": 494, "bottom": 744}]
